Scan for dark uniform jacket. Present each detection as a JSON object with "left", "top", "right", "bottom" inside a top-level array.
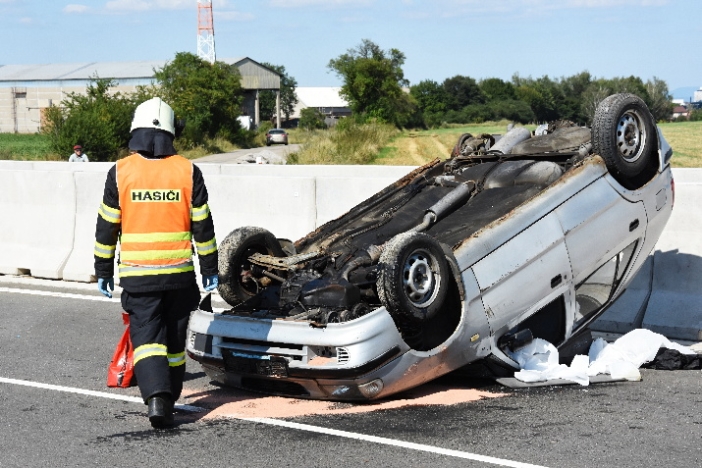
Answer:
[{"left": 94, "top": 154, "right": 217, "bottom": 293}]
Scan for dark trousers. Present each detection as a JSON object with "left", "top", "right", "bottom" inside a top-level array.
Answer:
[{"left": 121, "top": 284, "right": 200, "bottom": 403}]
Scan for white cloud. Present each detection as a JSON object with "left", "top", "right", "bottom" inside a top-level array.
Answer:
[
  {"left": 441, "top": 0, "right": 669, "bottom": 10},
  {"left": 105, "top": 0, "right": 192, "bottom": 12},
  {"left": 215, "top": 10, "right": 254, "bottom": 21},
  {"left": 566, "top": 0, "right": 670, "bottom": 6},
  {"left": 267, "top": 0, "right": 372, "bottom": 8},
  {"left": 19, "top": 16, "right": 32, "bottom": 23},
  {"left": 63, "top": 4, "right": 90, "bottom": 13}
]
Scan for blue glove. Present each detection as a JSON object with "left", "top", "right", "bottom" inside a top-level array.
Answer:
[
  {"left": 98, "top": 277, "right": 114, "bottom": 298},
  {"left": 203, "top": 275, "right": 218, "bottom": 292}
]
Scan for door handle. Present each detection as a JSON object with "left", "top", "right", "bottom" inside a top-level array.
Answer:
[
  {"left": 551, "top": 274, "right": 562, "bottom": 288},
  {"left": 629, "top": 219, "right": 639, "bottom": 232}
]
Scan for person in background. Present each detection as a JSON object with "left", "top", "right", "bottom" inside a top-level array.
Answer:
[
  {"left": 94, "top": 97, "right": 219, "bottom": 428},
  {"left": 69, "top": 145, "right": 89, "bottom": 162}
]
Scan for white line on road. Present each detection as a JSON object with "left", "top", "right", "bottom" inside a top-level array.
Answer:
[
  {"left": 243, "top": 418, "right": 550, "bottom": 468},
  {"left": 0, "top": 375, "right": 550, "bottom": 468},
  {"left": 0, "top": 377, "right": 204, "bottom": 413},
  {"left": 0, "top": 286, "right": 115, "bottom": 302},
  {"left": 0, "top": 286, "right": 228, "bottom": 310}
]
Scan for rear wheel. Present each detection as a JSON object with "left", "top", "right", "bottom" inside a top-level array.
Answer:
[
  {"left": 217, "top": 227, "right": 286, "bottom": 306},
  {"left": 592, "top": 93, "right": 658, "bottom": 190}
]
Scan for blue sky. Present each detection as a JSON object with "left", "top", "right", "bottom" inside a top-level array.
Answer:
[{"left": 1, "top": 0, "right": 700, "bottom": 99}]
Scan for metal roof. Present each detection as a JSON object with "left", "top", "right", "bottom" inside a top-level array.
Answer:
[
  {"left": 0, "top": 57, "right": 279, "bottom": 89},
  {"left": 295, "top": 87, "right": 348, "bottom": 108}
]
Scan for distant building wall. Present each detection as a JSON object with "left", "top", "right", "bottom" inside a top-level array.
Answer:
[
  {"left": 0, "top": 83, "right": 141, "bottom": 134},
  {"left": 694, "top": 88, "right": 702, "bottom": 103},
  {"left": 0, "top": 58, "right": 279, "bottom": 134}
]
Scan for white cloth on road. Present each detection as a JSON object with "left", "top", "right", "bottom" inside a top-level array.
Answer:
[{"left": 509, "top": 328, "right": 694, "bottom": 386}]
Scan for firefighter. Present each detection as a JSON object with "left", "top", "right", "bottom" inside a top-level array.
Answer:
[{"left": 94, "top": 97, "right": 218, "bottom": 428}]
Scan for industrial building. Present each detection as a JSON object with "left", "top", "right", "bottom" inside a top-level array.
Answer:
[
  {"left": 291, "top": 87, "right": 350, "bottom": 127},
  {"left": 0, "top": 58, "right": 281, "bottom": 133}
]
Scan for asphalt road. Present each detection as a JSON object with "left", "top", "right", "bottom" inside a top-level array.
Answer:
[
  {"left": 195, "top": 143, "right": 302, "bottom": 164},
  {"left": 1, "top": 277, "right": 701, "bottom": 468}
]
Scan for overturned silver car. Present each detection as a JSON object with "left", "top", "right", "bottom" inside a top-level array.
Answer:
[{"left": 187, "top": 94, "right": 674, "bottom": 400}]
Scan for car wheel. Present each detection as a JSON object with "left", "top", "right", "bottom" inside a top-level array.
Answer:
[
  {"left": 377, "top": 232, "right": 450, "bottom": 322},
  {"left": 217, "top": 226, "right": 286, "bottom": 306},
  {"left": 452, "top": 133, "right": 473, "bottom": 156},
  {"left": 592, "top": 93, "right": 658, "bottom": 190}
]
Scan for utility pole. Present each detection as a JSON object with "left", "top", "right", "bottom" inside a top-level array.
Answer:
[{"left": 197, "top": 0, "right": 216, "bottom": 64}]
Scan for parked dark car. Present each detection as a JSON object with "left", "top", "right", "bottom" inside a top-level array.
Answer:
[{"left": 187, "top": 94, "right": 674, "bottom": 401}]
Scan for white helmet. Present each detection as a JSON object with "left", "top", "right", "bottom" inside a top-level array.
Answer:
[{"left": 130, "top": 97, "right": 175, "bottom": 136}]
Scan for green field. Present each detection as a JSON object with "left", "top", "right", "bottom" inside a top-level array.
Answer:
[
  {"left": 377, "top": 121, "right": 701, "bottom": 167},
  {"left": 0, "top": 133, "right": 61, "bottom": 160},
  {"left": 2, "top": 120, "right": 701, "bottom": 166}
]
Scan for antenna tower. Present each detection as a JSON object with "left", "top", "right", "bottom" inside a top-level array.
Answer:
[{"left": 197, "top": 0, "right": 216, "bottom": 64}]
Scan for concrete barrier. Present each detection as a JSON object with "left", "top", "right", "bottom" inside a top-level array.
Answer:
[
  {"left": 205, "top": 174, "right": 318, "bottom": 243},
  {"left": 2, "top": 161, "right": 702, "bottom": 342},
  {"left": 0, "top": 170, "right": 76, "bottom": 279},
  {"left": 0, "top": 162, "right": 414, "bottom": 282},
  {"left": 641, "top": 170, "right": 702, "bottom": 340},
  {"left": 62, "top": 171, "right": 110, "bottom": 282}
]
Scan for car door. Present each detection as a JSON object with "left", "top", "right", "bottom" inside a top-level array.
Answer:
[
  {"left": 471, "top": 212, "right": 572, "bottom": 345},
  {"left": 554, "top": 177, "right": 647, "bottom": 336}
]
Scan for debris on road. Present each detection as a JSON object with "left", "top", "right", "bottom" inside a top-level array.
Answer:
[{"left": 505, "top": 329, "right": 699, "bottom": 387}]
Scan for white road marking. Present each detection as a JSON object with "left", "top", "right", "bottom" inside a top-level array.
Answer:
[
  {"left": 0, "top": 374, "right": 549, "bottom": 468},
  {"left": 0, "top": 287, "right": 227, "bottom": 311},
  {"left": 0, "top": 275, "right": 228, "bottom": 303},
  {"left": 0, "top": 287, "right": 115, "bottom": 302},
  {"left": 1, "top": 283, "right": 546, "bottom": 466},
  {"left": 0, "top": 377, "right": 204, "bottom": 413},
  {"left": 242, "top": 417, "right": 550, "bottom": 468}
]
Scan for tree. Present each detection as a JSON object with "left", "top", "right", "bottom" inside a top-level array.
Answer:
[
  {"left": 43, "top": 77, "right": 134, "bottom": 161},
  {"left": 258, "top": 63, "right": 299, "bottom": 125},
  {"left": 645, "top": 77, "right": 673, "bottom": 122},
  {"left": 442, "top": 75, "right": 484, "bottom": 111},
  {"left": 580, "top": 76, "right": 650, "bottom": 123},
  {"left": 299, "top": 107, "right": 327, "bottom": 130},
  {"left": 410, "top": 80, "right": 449, "bottom": 127},
  {"left": 479, "top": 78, "right": 516, "bottom": 102},
  {"left": 410, "top": 80, "right": 448, "bottom": 114},
  {"left": 556, "top": 71, "right": 592, "bottom": 124},
  {"left": 488, "top": 99, "right": 534, "bottom": 123},
  {"left": 152, "top": 52, "right": 244, "bottom": 143},
  {"left": 328, "top": 39, "right": 414, "bottom": 125}
]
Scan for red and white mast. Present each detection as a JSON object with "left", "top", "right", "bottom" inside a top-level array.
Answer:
[{"left": 197, "top": 0, "right": 216, "bottom": 64}]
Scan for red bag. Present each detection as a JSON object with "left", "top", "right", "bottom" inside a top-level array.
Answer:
[{"left": 107, "top": 312, "right": 136, "bottom": 388}]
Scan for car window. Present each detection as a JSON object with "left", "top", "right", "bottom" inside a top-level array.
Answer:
[
  {"left": 269, "top": 130, "right": 284, "bottom": 134},
  {"left": 573, "top": 240, "right": 638, "bottom": 328}
]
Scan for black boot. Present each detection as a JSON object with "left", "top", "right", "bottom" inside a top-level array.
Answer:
[{"left": 147, "top": 394, "right": 174, "bottom": 428}]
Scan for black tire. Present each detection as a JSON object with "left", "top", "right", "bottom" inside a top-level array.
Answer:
[
  {"left": 377, "top": 232, "right": 450, "bottom": 322},
  {"left": 217, "top": 226, "right": 286, "bottom": 306},
  {"left": 452, "top": 133, "right": 473, "bottom": 156},
  {"left": 592, "top": 93, "right": 658, "bottom": 190}
]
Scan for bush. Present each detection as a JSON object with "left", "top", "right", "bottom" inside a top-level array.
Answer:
[
  {"left": 488, "top": 99, "right": 535, "bottom": 124},
  {"left": 299, "top": 108, "right": 327, "bottom": 130},
  {"left": 689, "top": 109, "right": 702, "bottom": 122},
  {"left": 42, "top": 78, "right": 134, "bottom": 161},
  {"left": 291, "top": 120, "right": 398, "bottom": 164}
]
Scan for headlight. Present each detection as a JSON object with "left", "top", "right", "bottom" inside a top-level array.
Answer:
[{"left": 357, "top": 379, "right": 384, "bottom": 399}]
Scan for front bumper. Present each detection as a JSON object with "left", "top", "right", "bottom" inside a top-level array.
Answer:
[{"left": 186, "top": 306, "right": 410, "bottom": 400}]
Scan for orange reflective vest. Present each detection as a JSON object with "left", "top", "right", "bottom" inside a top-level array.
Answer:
[{"left": 116, "top": 154, "right": 195, "bottom": 278}]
